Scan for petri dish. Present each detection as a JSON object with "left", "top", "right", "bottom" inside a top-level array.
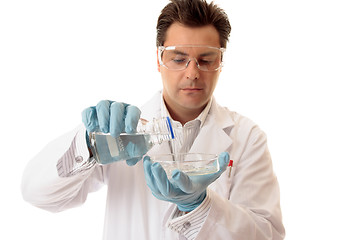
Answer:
[{"left": 149, "top": 153, "right": 219, "bottom": 178}]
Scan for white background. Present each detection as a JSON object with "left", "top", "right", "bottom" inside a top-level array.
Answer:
[{"left": 1, "top": 0, "right": 359, "bottom": 239}]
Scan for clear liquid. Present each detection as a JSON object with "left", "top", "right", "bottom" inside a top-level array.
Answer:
[
  {"left": 90, "top": 133, "right": 153, "bottom": 164},
  {"left": 163, "top": 165, "right": 218, "bottom": 177},
  {"left": 151, "top": 153, "right": 220, "bottom": 178}
]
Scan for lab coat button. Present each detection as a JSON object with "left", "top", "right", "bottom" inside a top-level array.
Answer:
[
  {"left": 183, "top": 221, "right": 191, "bottom": 229},
  {"left": 75, "top": 156, "right": 83, "bottom": 163}
]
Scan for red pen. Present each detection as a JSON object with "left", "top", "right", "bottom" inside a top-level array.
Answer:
[{"left": 228, "top": 160, "right": 233, "bottom": 178}]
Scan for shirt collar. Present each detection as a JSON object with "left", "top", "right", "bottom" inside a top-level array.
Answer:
[{"left": 160, "top": 93, "right": 212, "bottom": 128}]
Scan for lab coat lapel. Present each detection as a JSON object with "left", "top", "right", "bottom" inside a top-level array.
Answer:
[
  {"left": 141, "top": 91, "right": 172, "bottom": 155},
  {"left": 140, "top": 91, "right": 162, "bottom": 120},
  {"left": 189, "top": 101, "right": 233, "bottom": 154}
]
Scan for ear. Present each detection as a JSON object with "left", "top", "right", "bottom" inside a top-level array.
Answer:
[{"left": 156, "top": 48, "right": 161, "bottom": 72}]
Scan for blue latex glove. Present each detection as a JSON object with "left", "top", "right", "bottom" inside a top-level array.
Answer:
[
  {"left": 82, "top": 100, "right": 142, "bottom": 166},
  {"left": 143, "top": 152, "right": 230, "bottom": 212}
]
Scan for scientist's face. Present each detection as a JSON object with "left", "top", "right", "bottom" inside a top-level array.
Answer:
[{"left": 157, "top": 22, "right": 222, "bottom": 119}]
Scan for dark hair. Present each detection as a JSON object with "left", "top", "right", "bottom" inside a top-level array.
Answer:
[{"left": 156, "top": 0, "right": 231, "bottom": 48}]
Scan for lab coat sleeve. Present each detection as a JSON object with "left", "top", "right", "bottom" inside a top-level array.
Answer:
[
  {"left": 166, "top": 193, "right": 211, "bottom": 239},
  {"left": 196, "top": 126, "right": 285, "bottom": 240},
  {"left": 21, "top": 125, "right": 105, "bottom": 213}
]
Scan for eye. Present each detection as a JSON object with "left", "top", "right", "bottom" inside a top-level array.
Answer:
[
  {"left": 198, "top": 59, "right": 214, "bottom": 65},
  {"left": 172, "top": 57, "right": 187, "bottom": 64}
]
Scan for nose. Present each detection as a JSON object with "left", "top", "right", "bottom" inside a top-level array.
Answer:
[{"left": 185, "top": 58, "right": 200, "bottom": 80}]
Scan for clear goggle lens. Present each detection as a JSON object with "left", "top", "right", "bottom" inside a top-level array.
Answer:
[{"left": 158, "top": 45, "right": 225, "bottom": 71}]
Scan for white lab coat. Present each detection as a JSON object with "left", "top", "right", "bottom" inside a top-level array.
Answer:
[{"left": 22, "top": 91, "right": 285, "bottom": 239}]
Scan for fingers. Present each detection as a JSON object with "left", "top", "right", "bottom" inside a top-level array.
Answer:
[
  {"left": 199, "top": 151, "right": 229, "bottom": 181},
  {"left": 96, "top": 100, "right": 112, "bottom": 133},
  {"left": 143, "top": 157, "right": 158, "bottom": 191},
  {"left": 143, "top": 157, "right": 164, "bottom": 199},
  {"left": 82, "top": 100, "right": 141, "bottom": 137},
  {"left": 82, "top": 106, "right": 98, "bottom": 132},
  {"left": 143, "top": 157, "right": 177, "bottom": 199},
  {"left": 172, "top": 170, "right": 194, "bottom": 194},
  {"left": 124, "top": 105, "right": 141, "bottom": 133},
  {"left": 151, "top": 162, "right": 174, "bottom": 197},
  {"left": 124, "top": 141, "right": 147, "bottom": 166},
  {"left": 109, "top": 103, "right": 140, "bottom": 136},
  {"left": 109, "top": 102, "right": 126, "bottom": 137}
]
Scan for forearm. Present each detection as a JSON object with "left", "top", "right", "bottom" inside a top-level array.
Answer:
[
  {"left": 166, "top": 185, "right": 284, "bottom": 240},
  {"left": 21, "top": 125, "right": 103, "bottom": 212},
  {"left": 196, "top": 189, "right": 285, "bottom": 240}
]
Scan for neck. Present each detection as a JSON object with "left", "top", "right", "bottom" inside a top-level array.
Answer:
[{"left": 164, "top": 102, "right": 205, "bottom": 126}]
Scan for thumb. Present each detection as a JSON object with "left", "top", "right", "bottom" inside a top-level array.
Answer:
[
  {"left": 126, "top": 157, "right": 142, "bottom": 166},
  {"left": 218, "top": 152, "right": 230, "bottom": 173}
]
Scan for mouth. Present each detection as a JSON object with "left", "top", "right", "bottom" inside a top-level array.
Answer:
[{"left": 181, "top": 87, "right": 203, "bottom": 92}]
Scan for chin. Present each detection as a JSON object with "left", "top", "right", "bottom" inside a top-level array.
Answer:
[{"left": 181, "top": 98, "right": 208, "bottom": 110}]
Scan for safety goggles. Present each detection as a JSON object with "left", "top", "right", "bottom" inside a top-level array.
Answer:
[{"left": 158, "top": 45, "right": 226, "bottom": 71}]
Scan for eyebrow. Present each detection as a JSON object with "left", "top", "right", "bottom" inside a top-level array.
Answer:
[
  {"left": 172, "top": 50, "right": 217, "bottom": 57},
  {"left": 199, "top": 52, "right": 217, "bottom": 57},
  {"left": 172, "top": 50, "right": 188, "bottom": 56}
]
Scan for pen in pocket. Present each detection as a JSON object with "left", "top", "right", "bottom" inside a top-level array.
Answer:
[{"left": 228, "top": 160, "right": 233, "bottom": 178}]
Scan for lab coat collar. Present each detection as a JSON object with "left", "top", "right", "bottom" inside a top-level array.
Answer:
[{"left": 159, "top": 92, "right": 212, "bottom": 128}]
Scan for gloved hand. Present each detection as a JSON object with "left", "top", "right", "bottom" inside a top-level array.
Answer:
[
  {"left": 143, "top": 152, "right": 230, "bottom": 212},
  {"left": 82, "top": 100, "right": 142, "bottom": 166}
]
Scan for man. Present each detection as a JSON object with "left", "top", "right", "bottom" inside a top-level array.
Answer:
[{"left": 22, "top": 0, "right": 285, "bottom": 239}]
